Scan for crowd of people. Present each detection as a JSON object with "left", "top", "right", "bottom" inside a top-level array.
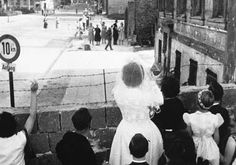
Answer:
[{"left": 0, "top": 59, "right": 236, "bottom": 165}]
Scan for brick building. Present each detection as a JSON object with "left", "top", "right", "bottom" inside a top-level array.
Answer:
[{"left": 154, "top": 0, "right": 236, "bottom": 86}]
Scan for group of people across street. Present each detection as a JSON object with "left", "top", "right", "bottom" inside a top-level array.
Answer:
[{"left": 1, "top": 54, "right": 236, "bottom": 165}]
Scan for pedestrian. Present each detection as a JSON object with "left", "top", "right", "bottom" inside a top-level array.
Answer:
[
  {"left": 43, "top": 16, "right": 48, "bottom": 29},
  {"left": 105, "top": 27, "right": 113, "bottom": 50},
  {"left": 76, "top": 8, "right": 78, "bottom": 15},
  {"left": 109, "top": 59, "right": 164, "bottom": 165},
  {"left": 208, "top": 80, "right": 230, "bottom": 156},
  {"left": 113, "top": 20, "right": 119, "bottom": 45},
  {"left": 101, "top": 25, "right": 107, "bottom": 44},
  {"left": 55, "top": 17, "right": 59, "bottom": 29},
  {"left": 183, "top": 89, "right": 223, "bottom": 165},
  {"left": 0, "top": 80, "right": 38, "bottom": 165},
  {"left": 56, "top": 108, "right": 97, "bottom": 165},
  {"left": 118, "top": 22, "right": 125, "bottom": 45},
  {"left": 88, "top": 23, "right": 94, "bottom": 45},
  {"left": 94, "top": 25, "right": 101, "bottom": 46}
]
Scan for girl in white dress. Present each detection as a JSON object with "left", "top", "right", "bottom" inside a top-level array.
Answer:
[
  {"left": 109, "top": 57, "right": 164, "bottom": 165},
  {"left": 183, "top": 89, "right": 224, "bottom": 165}
]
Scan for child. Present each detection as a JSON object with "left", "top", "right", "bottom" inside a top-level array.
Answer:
[
  {"left": 129, "top": 133, "right": 149, "bottom": 165},
  {"left": 0, "top": 80, "right": 38, "bottom": 165},
  {"left": 56, "top": 108, "right": 97, "bottom": 165},
  {"left": 183, "top": 89, "right": 224, "bottom": 165},
  {"left": 208, "top": 80, "right": 230, "bottom": 155}
]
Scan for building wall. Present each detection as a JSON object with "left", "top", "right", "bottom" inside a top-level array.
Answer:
[
  {"left": 8, "top": 84, "right": 236, "bottom": 165},
  {"left": 107, "top": 0, "right": 129, "bottom": 15},
  {"left": 155, "top": 0, "right": 229, "bottom": 85}
]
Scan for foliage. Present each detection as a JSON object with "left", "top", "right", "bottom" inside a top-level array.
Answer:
[
  {"left": 14, "top": 7, "right": 35, "bottom": 14},
  {"left": 136, "top": 0, "right": 156, "bottom": 46}
]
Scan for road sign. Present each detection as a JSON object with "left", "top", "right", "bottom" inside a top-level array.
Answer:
[
  {"left": 0, "top": 34, "right": 20, "bottom": 63},
  {"left": 2, "top": 63, "right": 16, "bottom": 72}
]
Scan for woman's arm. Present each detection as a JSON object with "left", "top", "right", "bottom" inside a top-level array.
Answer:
[
  {"left": 24, "top": 80, "right": 38, "bottom": 134},
  {"left": 213, "top": 128, "right": 220, "bottom": 145},
  {"left": 222, "top": 136, "right": 236, "bottom": 165}
]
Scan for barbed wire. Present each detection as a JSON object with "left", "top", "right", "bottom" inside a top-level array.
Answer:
[
  {"left": 0, "top": 81, "right": 115, "bottom": 94},
  {"left": 0, "top": 71, "right": 118, "bottom": 83}
]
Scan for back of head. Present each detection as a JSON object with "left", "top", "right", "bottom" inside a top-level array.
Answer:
[
  {"left": 198, "top": 90, "right": 214, "bottom": 110},
  {"left": 122, "top": 62, "right": 144, "bottom": 88},
  {"left": 0, "top": 112, "right": 17, "bottom": 138},
  {"left": 161, "top": 76, "right": 180, "bottom": 98},
  {"left": 208, "top": 80, "right": 223, "bottom": 101},
  {"left": 72, "top": 108, "right": 92, "bottom": 131},
  {"left": 129, "top": 133, "right": 148, "bottom": 158},
  {"left": 165, "top": 131, "right": 196, "bottom": 165}
]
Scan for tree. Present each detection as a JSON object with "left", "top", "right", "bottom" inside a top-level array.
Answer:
[{"left": 136, "top": 0, "right": 156, "bottom": 46}]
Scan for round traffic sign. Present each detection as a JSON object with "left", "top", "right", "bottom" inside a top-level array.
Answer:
[{"left": 0, "top": 34, "right": 20, "bottom": 63}]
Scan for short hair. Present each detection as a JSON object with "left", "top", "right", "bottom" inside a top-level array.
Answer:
[
  {"left": 0, "top": 112, "right": 17, "bottom": 138},
  {"left": 198, "top": 90, "right": 214, "bottom": 110},
  {"left": 161, "top": 76, "right": 180, "bottom": 98},
  {"left": 165, "top": 131, "right": 196, "bottom": 165},
  {"left": 72, "top": 108, "right": 92, "bottom": 131},
  {"left": 122, "top": 62, "right": 144, "bottom": 87},
  {"left": 129, "top": 133, "right": 148, "bottom": 158},
  {"left": 208, "top": 80, "right": 224, "bottom": 101}
]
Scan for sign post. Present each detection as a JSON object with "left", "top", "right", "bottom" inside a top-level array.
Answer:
[{"left": 0, "top": 34, "right": 20, "bottom": 107}]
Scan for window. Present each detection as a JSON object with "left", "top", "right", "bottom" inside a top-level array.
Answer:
[
  {"left": 188, "top": 59, "right": 198, "bottom": 85},
  {"left": 159, "top": 0, "right": 165, "bottom": 12},
  {"left": 212, "top": 0, "right": 224, "bottom": 18},
  {"left": 163, "top": 32, "right": 168, "bottom": 53},
  {"left": 158, "top": 40, "right": 162, "bottom": 63},
  {"left": 165, "top": 0, "right": 174, "bottom": 14},
  {"left": 206, "top": 69, "right": 217, "bottom": 84},
  {"left": 174, "top": 50, "right": 181, "bottom": 81},
  {"left": 191, "top": 0, "right": 203, "bottom": 16},
  {"left": 177, "top": 0, "right": 187, "bottom": 17}
]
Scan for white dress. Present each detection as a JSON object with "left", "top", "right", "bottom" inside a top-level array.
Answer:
[
  {"left": 183, "top": 111, "right": 224, "bottom": 165},
  {"left": 109, "top": 68, "right": 164, "bottom": 165}
]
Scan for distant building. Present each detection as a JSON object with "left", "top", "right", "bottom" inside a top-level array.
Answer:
[
  {"left": 107, "top": 0, "right": 129, "bottom": 15},
  {"left": 154, "top": 0, "right": 234, "bottom": 86}
]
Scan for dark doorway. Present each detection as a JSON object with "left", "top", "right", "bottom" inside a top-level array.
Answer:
[
  {"left": 158, "top": 40, "right": 162, "bottom": 63},
  {"left": 188, "top": 59, "right": 198, "bottom": 85},
  {"left": 174, "top": 50, "right": 181, "bottom": 81},
  {"left": 206, "top": 69, "right": 217, "bottom": 84}
]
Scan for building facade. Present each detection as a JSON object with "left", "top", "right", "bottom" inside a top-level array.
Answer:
[
  {"left": 154, "top": 0, "right": 235, "bottom": 86},
  {"left": 107, "top": 0, "right": 129, "bottom": 15}
]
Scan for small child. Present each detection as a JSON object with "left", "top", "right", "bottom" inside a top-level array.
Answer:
[
  {"left": 129, "top": 133, "right": 149, "bottom": 165},
  {"left": 183, "top": 89, "right": 224, "bottom": 165}
]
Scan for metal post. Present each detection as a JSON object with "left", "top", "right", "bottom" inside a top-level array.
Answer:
[
  {"left": 9, "top": 71, "right": 15, "bottom": 107},
  {"left": 103, "top": 69, "right": 107, "bottom": 103}
]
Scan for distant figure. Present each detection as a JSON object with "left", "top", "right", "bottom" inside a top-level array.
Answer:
[
  {"left": 88, "top": 23, "right": 94, "bottom": 45},
  {"left": 76, "top": 8, "right": 78, "bottom": 15},
  {"left": 105, "top": 27, "right": 113, "bottom": 50},
  {"left": 43, "top": 16, "right": 48, "bottom": 29},
  {"left": 94, "top": 25, "right": 101, "bottom": 46},
  {"left": 55, "top": 17, "right": 59, "bottom": 29},
  {"left": 129, "top": 133, "right": 149, "bottom": 165},
  {"left": 56, "top": 108, "right": 97, "bottom": 165},
  {"left": 118, "top": 22, "right": 125, "bottom": 45},
  {"left": 113, "top": 20, "right": 119, "bottom": 45},
  {"left": 101, "top": 25, "right": 107, "bottom": 44}
]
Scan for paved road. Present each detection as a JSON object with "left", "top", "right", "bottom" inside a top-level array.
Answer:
[{"left": 0, "top": 13, "right": 155, "bottom": 109}]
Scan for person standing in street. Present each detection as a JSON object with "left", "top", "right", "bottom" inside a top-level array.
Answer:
[
  {"left": 105, "top": 27, "right": 113, "bottom": 50},
  {"left": 55, "top": 17, "right": 59, "bottom": 29},
  {"left": 88, "top": 23, "right": 94, "bottom": 45},
  {"left": 113, "top": 20, "right": 119, "bottom": 45},
  {"left": 94, "top": 25, "right": 101, "bottom": 46},
  {"left": 118, "top": 22, "right": 125, "bottom": 45}
]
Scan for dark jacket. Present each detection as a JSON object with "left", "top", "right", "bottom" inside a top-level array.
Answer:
[{"left": 56, "top": 131, "right": 97, "bottom": 165}]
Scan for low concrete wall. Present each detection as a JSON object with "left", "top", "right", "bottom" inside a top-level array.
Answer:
[{"left": 5, "top": 84, "right": 236, "bottom": 165}]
